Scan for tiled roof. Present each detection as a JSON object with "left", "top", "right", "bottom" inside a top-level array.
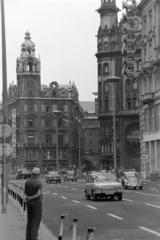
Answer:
[{"left": 80, "top": 101, "right": 95, "bottom": 112}]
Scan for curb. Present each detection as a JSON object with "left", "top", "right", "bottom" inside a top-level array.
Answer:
[{"left": 39, "top": 221, "right": 57, "bottom": 240}]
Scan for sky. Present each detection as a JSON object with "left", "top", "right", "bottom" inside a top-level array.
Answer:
[{"left": 0, "top": 0, "right": 123, "bottom": 102}]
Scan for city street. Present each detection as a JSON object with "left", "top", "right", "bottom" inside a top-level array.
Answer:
[{"left": 14, "top": 179, "right": 160, "bottom": 240}]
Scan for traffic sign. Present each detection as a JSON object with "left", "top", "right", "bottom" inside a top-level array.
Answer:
[
  {"left": 0, "top": 143, "right": 13, "bottom": 158},
  {"left": 0, "top": 124, "right": 12, "bottom": 138}
]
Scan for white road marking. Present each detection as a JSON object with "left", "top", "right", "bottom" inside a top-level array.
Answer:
[
  {"left": 107, "top": 214, "right": 124, "bottom": 220},
  {"left": 145, "top": 203, "right": 160, "bottom": 209},
  {"left": 61, "top": 196, "right": 67, "bottom": 199},
  {"left": 72, "top": 188, "right": 77, "bottom": 190},
  {"left": 139, "top": 227, "right": 160, "bottom": 237},
  {"left": 53, "top": 193, "right": 58, "bottom": 195},
  {"left": 123, "top": 190, "right": 131, "bottom": 192},
  {"left": 64, "top": 186, "right": 68, "bottom": 188},
  {"left": 72, "top": 200, "right": 80, "bottom": 203},
  {"left": 149, "top": 188, "right": 157, "bottom": 190},
  {"left": 123, "top": 198, "right": 134, "bottom": 202},
  {"left": 135, "top": 192, "right": 160, "bottom": 197},
  {"left": 43, "top": 192, "right": 48, "bottom": 194},
  {"left": 86, "top": 205, "right": 97, "bottom": 210}
]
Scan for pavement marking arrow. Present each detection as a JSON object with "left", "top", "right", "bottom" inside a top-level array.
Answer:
[
  {"left": 107, "top": 214, "right": 124, "bottom": 220},
  {"left": 139, "top": 227, "right": 160, "bottom": 237}
]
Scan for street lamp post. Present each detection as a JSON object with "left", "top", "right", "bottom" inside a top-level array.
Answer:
[
  {"left": 63, "top": 118, "right": 81, "bottom": 174},
  {"left": 52, "top": 110, "right": 65, "bottom": 169},
  {"left": 106, "top": 76, "right": 121, "bottom": 170}
]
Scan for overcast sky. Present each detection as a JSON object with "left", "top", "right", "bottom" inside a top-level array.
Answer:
[{"left": 0, "top": 0, "right": 123, "bottom": 102}]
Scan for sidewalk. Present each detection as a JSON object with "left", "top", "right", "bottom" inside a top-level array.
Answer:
[{"left": 0, "top": 196, "right": 57, "bottom": 240}]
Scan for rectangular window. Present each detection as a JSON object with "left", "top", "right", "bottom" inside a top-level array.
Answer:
[
  {"left": 89, "top": 140, "right": 92, "bottom": 146},
  {"left": 28, "top": 135, "right": 34, "bottom": 144},
  {"left": 149, "top": 11, "right": 152, "bottom": 30},
  {"left": 58, "top": 135, "right": 63, "bottom": 144},
  {"left": 89, "top": 132, "right": 92, "bottom": 136},
  {"left": 145, "top": 109, "right": 149, "bottom": 133},
  {"left": 150, "top": 107, "right": 155, "bottom": 133},
  {"left": 46, "top": 119, "right": 51, "bottom": 127},
  {"left": 157, "top": 105, "right": 160, "bottom": 131},
  {"left": 28, "top": 105, "right": 33, "bottom": 112},
  {"left": 149, "top": 41, "right": 152, "bottom": 60},
  {"left": 143, "top": 16, "right": 147, "bottom": 35},
  {"left": 28, "top": 119, "right": 33, "bottom": 127},
  {"left": 144, "top": 47, "right": 146, "bottom": 62},
  {"left": 46, "top": 106, "right": 51, "bottom": 112},
  {"left": 46, "top": 135, "right": 51, "bottom": 144}
]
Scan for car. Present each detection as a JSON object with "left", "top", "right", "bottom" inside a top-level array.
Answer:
[
  {"left": 120, "top": 170, "right": 143, "bottom": 190},
  {"left": 45, "top": 171, "right": 61, "bottom": 184},
  {"left": 63, "top": 171, "right": 77, "bottom": 182},
  {"left": 16, "top": 168, "right": 31, "bottom": 180},
  {"left": 85, "top": 172, "right": 123, "bottom": 201}
]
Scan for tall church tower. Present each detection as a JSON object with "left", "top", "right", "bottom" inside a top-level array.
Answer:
[
  {"left": 96, "top": 0, "right": 122, "bottom": 169},
  {"left": 16, "top": 31, "right": 41, "bottom": 97}
]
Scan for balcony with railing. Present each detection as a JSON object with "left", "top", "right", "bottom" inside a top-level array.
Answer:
[{"left": 141, "top": 92, "right": 153, "bottom": 104}]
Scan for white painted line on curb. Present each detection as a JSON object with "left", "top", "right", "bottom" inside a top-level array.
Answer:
[
  {"left": 61, "top": 196, "right": 67, "bottom": 199},
  {"left": 145, "top": 203, "right": 160, "bottom": 209},
  {"left": 123, "top": 198, "right": 134, "bottom": 202},
  {"left": 72, "top": 200, "right": 80, "bottom": 203},
  {"left": 86, "top": 205, "right": 97, "bottom": 210},
  {"left": 139, "top": 227, "right": 160, "bottom": 237},
  {"left": 107, "top": 214, "right": 124, "bottom": 220}
]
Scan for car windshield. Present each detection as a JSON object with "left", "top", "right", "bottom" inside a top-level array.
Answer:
[
  {"left": 93, "top": 174, "right": 117, "bottom": 182},
  {"left": 126, "top": 172, "right": 139, "bottom": 178}
]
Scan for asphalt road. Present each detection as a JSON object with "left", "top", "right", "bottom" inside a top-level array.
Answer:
[{"left": 12, "top": 178, "right": 160, "bottom": 240}]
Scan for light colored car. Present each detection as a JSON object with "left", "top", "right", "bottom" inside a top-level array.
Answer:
[
  {"left": 45, "top": 171, "right": 61, "bottom": 184},
  {"left": 85, "top": 172, "right": 123, "bottom": 201},
  {"left": 121, "top": 170, "right": 143, "bottom": 190},
  {"left": 63, "top": 171, "right": 77, "bottom": 182}
]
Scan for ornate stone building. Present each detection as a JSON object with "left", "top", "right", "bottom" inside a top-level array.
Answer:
[
  {"left": 137, "top": 0, "right": 160, "bottom": 178},
  {"left": 96, "top": 0, "right": 140, "bottom": 171},
  {"left": 7, "top": 32, "right": 84, "bottom": 172}
]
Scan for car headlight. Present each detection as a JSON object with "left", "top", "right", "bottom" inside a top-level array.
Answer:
[
  {"left": 96, "top": 187, "right": 102, "bottom": 192},
  {"left": 116, "top": 185, "right": 123, "bottom": 190}
]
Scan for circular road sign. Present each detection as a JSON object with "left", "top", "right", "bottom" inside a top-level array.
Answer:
[
  {"left": 0, "top": 124, "right": 12, "bottom": 138},
  {"left": 0, "top": 143, "right": 13, "bottom": 158}
]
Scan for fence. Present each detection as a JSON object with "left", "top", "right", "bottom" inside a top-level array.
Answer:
[{"left": 8, "top": 182, "right": 95, "bottom": 240}]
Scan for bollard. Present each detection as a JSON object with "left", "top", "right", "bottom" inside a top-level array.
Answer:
[
  {"left": 58, "top": 215, "right": 65, "bottom": 240},
  {"left": 72, "top": 218, "right": 78, "bottom": 240},
  {"left": 87, "top": 227, "right": 94, "bottom": 240}
]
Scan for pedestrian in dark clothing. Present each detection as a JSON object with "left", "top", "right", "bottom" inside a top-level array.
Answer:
[{"left": 25, "top": 168, "right": 42, "bottom": 240}]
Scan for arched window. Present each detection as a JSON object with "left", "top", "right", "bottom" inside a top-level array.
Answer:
[
  {"left": 105, "top": 97, "right": 109, "bottom": 112},
  {"left": 133, "top": 79, "right": 137, "bottom": 89},
  {"left": 98, "top": 64, "right": 101, "bottom": 76},
  {"left": 127, "top": 98, "right": 131, "bottom": 110},
  {"left": 103, "top": 62, "right": 109, "bottom": 75},
  {"left": 133, "top": 96, "right": 137, "bottom": 109},
  {"left": 104, "top": 82, "right": 109, "bottom": 92}
]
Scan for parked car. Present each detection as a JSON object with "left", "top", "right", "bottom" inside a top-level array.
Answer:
[
  {"left": 85, "top": 172, "right": 123, "bottom": 201},
  {"left": 63, "top": 171, "right": 77, "bottom": 182},
  {"left": 120, "top": 170, "right": 143, "bottom": 190},
  {"left": 45, "top": 171, "right": 61, "bottom": 184}
]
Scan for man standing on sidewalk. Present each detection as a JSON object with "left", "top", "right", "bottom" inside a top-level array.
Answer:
[{"left": 25, "top": 168, "right": 42, "bottom": 240}]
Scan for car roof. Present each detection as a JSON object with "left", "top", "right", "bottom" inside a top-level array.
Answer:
[
  {"left": 124, "top": 171, "right": 138, "bottom": 174},
  {"left": 90, "top": 172, "right": 115, "bottom": 176}
]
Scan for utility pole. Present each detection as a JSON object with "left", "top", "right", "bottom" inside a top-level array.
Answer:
[{"left": 1, "top": 0, "right": 8, "bottom": 213}]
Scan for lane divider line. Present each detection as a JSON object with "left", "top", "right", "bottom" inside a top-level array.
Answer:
[
  {"left": 61, "top": 196, "right": 67, "bottom": 199},
  {"left": 123, "top": 198, "right": 134, "bottom": 202},
  {"left": 53, "top": 193, "right": 58, "bottom": 195},
  {"left": 86, "top": 205, "right": 97, "bottom": 210},
  {"left": 72, "top": 200, "right": 80, "bottom": 203},
  {"left": 145, "top": 203, "right": 160, "bottom": 209},
  {"left": 72, "top": 188, "right": 77, "bottom": 190},
  {"left": 107, "top": 214, "right": 124, "bottom": 220},
  {"left": 135, "top": 192, "right": 160, "bottom": 197},
  {"left": 139, "top": 227, "right": 160, "bottom": 237}
]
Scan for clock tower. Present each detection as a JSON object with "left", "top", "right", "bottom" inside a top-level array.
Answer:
[{"left": 16, "top": 31, "right": 41, "bottom": 97}]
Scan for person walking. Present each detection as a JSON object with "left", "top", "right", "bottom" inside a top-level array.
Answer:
[{"left": 24, "top": 168, "right": 42, "bottom": 240}]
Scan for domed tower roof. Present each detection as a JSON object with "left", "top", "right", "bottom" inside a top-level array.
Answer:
[{"left": 21, "top": 31, "right": 35, "bottom": 53}]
